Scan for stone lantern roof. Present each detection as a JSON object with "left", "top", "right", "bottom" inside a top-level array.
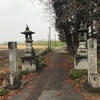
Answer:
[
  {"left": 78, "top": 23, "right": 88, "bottom": 32},
  {"left": 21, "top": 25, "right": 35, "bottom": 35}
]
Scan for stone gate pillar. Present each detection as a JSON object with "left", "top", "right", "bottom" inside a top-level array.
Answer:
[
  {"left": 8, "top": 42, "right": 19, "bottom": 86},
  {"left": 88, "top": 38, "right": 97, "bottom": 74},
  {"left": 87, "top": 38, "right": 100, "bottom": 88}
]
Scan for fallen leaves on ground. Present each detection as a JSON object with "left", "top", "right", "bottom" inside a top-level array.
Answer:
[
  {"left": 22, "top": 73, "right": 37, "bottom": 82},
  {"left": 65, "top": 76, "right": 100, "bottom": 100},
  {"left": 26, "top": 85, "right": 34, "bottom": 94},
  {"left": 0, "top": 72, "right": 38, "bottom": 100},
  {"left": 65, "top": 77, "right": 81, "bottom": 93},
  {"left": 44, "top": 51, "right": 55, "bottom": 67},
  {"left": 0, "top": 89, "right": 23, "bottom": 100}
]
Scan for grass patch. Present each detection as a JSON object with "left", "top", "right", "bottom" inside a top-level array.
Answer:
[
  {"left": 0, "top": 88, "right": 8, "bottom": 96},
  {"left": 18, "top": 70, "right": 28, "bottom": 79},
  {"left": 69, "top": 69, "right": 88, "bottom": 83},
  {"left": 97, "top": 62, "right": 100, "bottom": 67},
  {"left": 33, "top": 41, "right": 65, "bottom": 47},
  {"left": 38, "top": 56, "right": 47, "bottom": 68}
]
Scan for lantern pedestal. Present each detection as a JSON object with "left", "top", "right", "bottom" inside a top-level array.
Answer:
[
  {"left": 74, "top": 56, "right": 88, "bottom": 69},
  {"left": 21, "top": 56, "right": 36, "bottom": 72}
]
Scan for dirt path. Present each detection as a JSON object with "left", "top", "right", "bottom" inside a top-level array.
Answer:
[{"left": 8, "top": 48, "right": 85, "bottom": 100}]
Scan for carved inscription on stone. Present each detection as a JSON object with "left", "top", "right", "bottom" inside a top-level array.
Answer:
[{"left": 88, "top": 39, "right": 97, "bottom": 74}]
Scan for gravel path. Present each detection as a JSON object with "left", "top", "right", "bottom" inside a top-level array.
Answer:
[{"left": 8, "top": 48, "right": 85, "bottom": 100}]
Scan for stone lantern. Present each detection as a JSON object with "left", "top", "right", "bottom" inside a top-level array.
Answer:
[
  {"left": 21, "top": 25, "right": 36, "bottom": 72},
  {"left": 77, "top": 23, "right": 88, "bottom": 57},
  {"left": 74, "top": 23, "right": 88, "bottom": 69}
]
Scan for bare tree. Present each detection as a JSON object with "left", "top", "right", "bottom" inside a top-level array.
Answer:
[{"left": 38, "top": 0, "right": 100, "bottom": 54}]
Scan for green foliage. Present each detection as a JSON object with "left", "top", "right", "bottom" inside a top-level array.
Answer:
[
  {"left": 33, "top": 41, "right": 65, "bottom": 47},
  {"left": 69, "top": 69, "right": 82, "bottom": 80},
  {"left": 18, "top": 70, "right": 28, "bottom": 79},
  {"left": 42, "top": 0, "right": 100, "bottom": 54},
  {"left": 38, "top": 56, "right": 47, "bottom": 69},
  {"left": 35, "top": 47, "right": 49, "bottom": 70},
  {"left": 74, "top": 78, "right": 81, "bottom": 84},
  {"left": 69, "top": 69, "right": 88, "bottom": 83},
  {"left": 19, "top": 81, "right": 28, "bottom": 90},
  {"left": 37, "top": 47, "right": 51, "bottom": 56},
  {"left": 0, "top": 88, "right": 8, "bottom": 96},
  {"left": 97, "top": 62, "right": 100, "bottom": 67},
  {"left": 40, "top": 48, "right": 49, "bottom": 56},
  {"left": 79, "top": 69, "right": 88, "bottom": 75},
  {"left": 74, "top": 75, "right": 88, "bottom": 84},
  {"left": 39, "top": 61, "right": 47, "bottom": 68},
  {"left": 18, "top": 58, "right": 22, "bottom": 70},
  {"left": 98, "top": 68, "right": 100, "bottom": 74}
]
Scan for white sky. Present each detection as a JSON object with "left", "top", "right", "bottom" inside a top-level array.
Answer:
[{"left": 0, "top": 0, "right": 58, "bottom": 43}]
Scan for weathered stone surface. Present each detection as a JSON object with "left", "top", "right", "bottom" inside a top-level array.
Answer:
[
  {"left": 89, "top": 73, "right": 100, "bottom": 88},
  {"left": 87, "top": 38, "right": 100, "bottom": 88},
  {"left": 88, "top": 38, "right": 97, "bottom": 74},
  {"left": 8, "top": 42, "right": 19, "bottom": 86},
  {"left": 21, "top": 57, "right": 36, "bottom": 72},
  {"left": 21, "top": 26, "right": 36, "bottom": 72},
  {"left": 74, "top": 41, "right": 88, "bottom": 69},
  {"left": 74, "top": 57, "right": 88, "bottom": 69},
  {"left": 74, "top": 24, "right": 88, "bottom": 69}
]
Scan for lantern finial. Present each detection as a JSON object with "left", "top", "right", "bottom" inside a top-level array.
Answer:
[
  {"left": 80, "top": 22, "right": 84, "bottom": 27},
  {"left": 78, "top": 22, "right": 88, "bottom": 32},
  {"left": 26, "top": 24, "right": 29, "bottom": 31}
]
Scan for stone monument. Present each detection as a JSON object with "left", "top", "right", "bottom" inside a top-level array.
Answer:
[
  {"left": 8, "top": 42, "right": 19, "bottom": 87},
  {"left": 74, "top": 23, "right": 88, "bottom": 69},
  {"left": 88, "top": 38, "right": 97, "bottom": 74},
  {"left": 21, "top": 25, "right": 37, "bottom": 72},
  {"left": 88, "top": 38, "right": 100, "bottom": 88}
]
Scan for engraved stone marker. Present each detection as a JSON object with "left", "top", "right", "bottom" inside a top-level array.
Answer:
[
  {"left": 8, "top": 42, "right": 19, "bottom": 86},
  {"left": 88, "top": 38, "right": 100, "bottom": 88},
  {"left": 88, "top": 38, "right": 97, "bottom": 74}
]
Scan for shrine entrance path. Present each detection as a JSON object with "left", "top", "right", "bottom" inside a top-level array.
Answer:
[{"left": 9, "top": 47, "right": 85, "bottom": 100}]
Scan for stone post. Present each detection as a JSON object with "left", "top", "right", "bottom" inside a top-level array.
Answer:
[
  {"left": 88, "top": 38, "right": 97, "bottom": 74},
  {"left": 8, "top": 42, "right": 19, "bottom": 86},
  {"left": 87, "top": 38, "right": 100, "bottom": 88}
]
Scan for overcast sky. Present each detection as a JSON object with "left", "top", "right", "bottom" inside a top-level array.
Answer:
[{"left": 0, "top": 0, "right": 57, "bottom": 43}]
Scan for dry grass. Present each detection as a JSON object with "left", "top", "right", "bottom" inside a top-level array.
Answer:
[{"left": 0, "top": 44, "right": 47, "bottom": 50}]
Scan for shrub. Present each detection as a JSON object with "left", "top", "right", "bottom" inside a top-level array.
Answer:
[
  {"left": 39, "top": 61, "right": 47, "bottom": 68},
  {"left": 0, "top": 88, "right": 8, "bottom": 96},
  {"left": 69, "top": 69, "right": 88, "bottom": 81},
  {"left": 18, "top": 70, "right": 28, "bottom": 79},
  {"left": 69, "top": 69, "right": 82, "bottom": 80},
  {"left": 79, "top": 69, "right": 88, "bottom": 75},
  {"left": 37, "top": 48, "right": 49, "bottom": 56},
  {"left": 38, "top": 56, "right": 47, "bottom": 69}
]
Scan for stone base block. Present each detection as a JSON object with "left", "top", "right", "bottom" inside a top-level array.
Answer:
[
  {"left": 82, "top": 82, "right": 100, "bottom": 92},
  {"left": 74, "top": 57, "right": 88, "bottom": 69},
  {"left": 89, "top": 73, "right": 100, "bottom": 88},
  {"left": 21, "top": 57, "right": 37, "bottom": 72}
]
